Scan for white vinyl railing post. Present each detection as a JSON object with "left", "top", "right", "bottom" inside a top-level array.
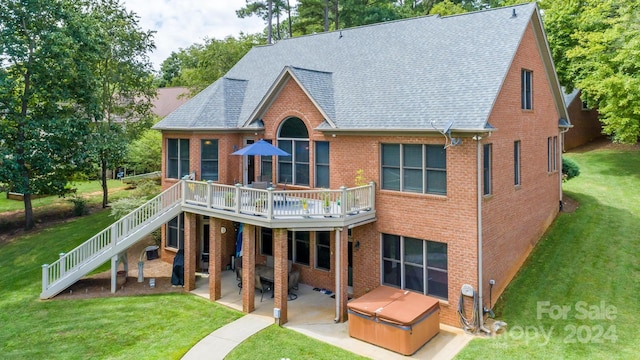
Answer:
[
  {"left": 267, "top": 187, "right": 274, "bottom": 219},
  {"left": 42, "top": 264, "right": 49, "bottom": 293},
  {"left": 235, "top": 183, "right": 242, "bottom": 213},
  {"left": 340, "top": 186, "right": 347, "bottom": 217},
  {"left": 369, "top": 181, "right": 376, "bottom": 210},
  {"left": 59, "top": 253, "right": 66, "bottom": 276},
  {"left": 206, "top": 180, "right": 213, "bottom": 208}
]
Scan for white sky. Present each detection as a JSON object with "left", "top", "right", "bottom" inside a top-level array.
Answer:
[{"left": 123, "top": 0, "right": 269, "bottom": 70}]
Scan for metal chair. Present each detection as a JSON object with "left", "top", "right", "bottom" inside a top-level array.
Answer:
[{"left": 255, "top": 274, "right": 271, "bottom": 302}]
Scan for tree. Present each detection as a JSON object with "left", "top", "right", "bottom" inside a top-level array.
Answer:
[
  {"left": 172, "top": 34, "right": 264, "bottom": 95},
  {"left": 542, "top": 0, "right": 640, "bottom": 143},
  {"left": 428, "top": 0, "right": 466, "bottom": 15},
  {"left": 237, "top": 1, "right": 293, "bottom": 41},
  {"left": 126, "top": 126, "right": 162, "bottom": 174},
  {"left": 84, "top": 0, "right": 156, "bottom": 207},
  {"left": 0, "top": 0, "right": 97, "bottom": 229}
]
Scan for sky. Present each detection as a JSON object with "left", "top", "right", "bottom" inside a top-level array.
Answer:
[{"left": 123, "top": 0, "right": 269, "bottom": 71}]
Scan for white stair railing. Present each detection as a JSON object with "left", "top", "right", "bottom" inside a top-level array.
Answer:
[{"left": 41, "top": 182, "right": 182, "bottom": 299}]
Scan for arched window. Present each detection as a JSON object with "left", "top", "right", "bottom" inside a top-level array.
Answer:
[{"left": 278, "top": 117, "right": 309, "bottom": 186}]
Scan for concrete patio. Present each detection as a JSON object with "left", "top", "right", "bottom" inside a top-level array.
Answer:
[{"left": 190, "top": 270, "right": 474, "bottom": 360}]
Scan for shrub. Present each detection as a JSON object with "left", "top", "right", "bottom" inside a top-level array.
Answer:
[
  {"left": 562, "top": 157, "right": 580, "bottom": 181},
  {"left": 68, "top": 197, "right": 88, "bottom": 216},
  {"left": 109, "top": 196, "right": 147, "bottom": 219}
]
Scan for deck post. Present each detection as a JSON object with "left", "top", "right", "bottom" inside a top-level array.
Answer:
[
  {"left": 111, "top": 255, "right": 118, "bottom": 293},
  {"left": 340, "top": 186, "right": 347, "bottom": 217},
  {"left": 59, "top": 253, "right": 66, "bottom": 276},
  {"left": 242, "top": 225, "right": 257, "bottom": 313},
  {"left": 42, "top": 264, "right": 49, "bottom": 294},
  {"left": 273, "top": 228, "right": 288, "bottom": 325},
  {"left": 209, "top": 217, "right": 222, "bottom": 300}
]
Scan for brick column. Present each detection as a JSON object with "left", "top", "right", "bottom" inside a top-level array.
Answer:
[
  {"left": 183, "top": 212, "right": 197, "bottom": 291},
  {"left": 242, "top": 224, "right": 256, "bottom": 313},
  {"left": 273, "top": 228, "right": 288, "bottom": 325},
  {"left": 337, "top": 227, "right": 349, "bottom": 322},
  {"left": 209, "top": 217, "right": 222, "bottom": 301}
]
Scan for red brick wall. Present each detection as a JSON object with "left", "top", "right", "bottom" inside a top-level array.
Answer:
[
  {"left": 564, "top": 94, "right": 602, "bottom": 150},
  {"left": 480, "top": 23, "right": 561, "bottom": 310}
]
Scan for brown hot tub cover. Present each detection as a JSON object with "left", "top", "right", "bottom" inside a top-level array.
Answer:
[{"left": 347, "top": 286, "right": 440, "bottom": 355}]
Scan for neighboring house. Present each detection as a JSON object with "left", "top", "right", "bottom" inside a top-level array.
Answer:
[
  {"left": 562, "top": 88, "right": 602, "bottom": 150},
  {"left": 41, "top": 3, "right": 569, "bottom": 330},
  {"left": 152, "top": 87, "right": 189, "bottom": 118}
]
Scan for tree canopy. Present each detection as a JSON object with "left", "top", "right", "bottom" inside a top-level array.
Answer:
[
  {"left": 0, "top": 0, "right": 96, "bottom": 229},
  {"left": 0, "top": 0, "right": 156, "bottom": 228},
  {"left": 542, "top": 0, "right": 640, "bottom": 143}
]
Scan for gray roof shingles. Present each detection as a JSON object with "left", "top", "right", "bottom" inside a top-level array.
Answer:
[{"left": 155, "top": 3, "right": 538, "bottom": 132}]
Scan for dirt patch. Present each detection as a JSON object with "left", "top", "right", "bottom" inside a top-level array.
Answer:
[
  {"left": 561, "top": 196, "right": 579, "bottom": 213},
  {"left": 53, "top": 237, "right": 188, "bottom": 300}
]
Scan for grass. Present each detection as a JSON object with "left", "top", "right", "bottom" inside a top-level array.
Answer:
[
  {"left": 226, "top": 325, "right": 369, "bottom": 360},
  {"left": 456, "top": 146, "right": 640, "bottom": 359},
  {"left": 0, "top": 194, "right": 364, "bottom": 359},
  {"left": 0, "top": 180, "right": 128, "bottom": 213},
  {"left": 0, "top": 210, "right": 243, "bottom": 359}
]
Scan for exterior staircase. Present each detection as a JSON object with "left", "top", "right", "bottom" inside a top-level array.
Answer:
[{"left": 40, "top": 182, "right": 183, "bottom": 299}]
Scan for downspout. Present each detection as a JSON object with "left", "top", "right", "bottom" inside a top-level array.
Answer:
[
  {"left": 334, "top": 228, "right": 341, "bottom": 322},
  {"left": 559, "top": 127, "right": 570, "bottom": 206},
  {"left": 475, "top": 135, "right": 491, "bottom": 335}
]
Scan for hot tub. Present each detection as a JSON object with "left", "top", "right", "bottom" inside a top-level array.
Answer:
[{"left": 347, "top": 286, "right": 440, "bottom": 355}]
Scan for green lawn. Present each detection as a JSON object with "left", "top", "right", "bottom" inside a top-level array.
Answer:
[
  {"left": 226, "top": 325, "right": 369, "bottom": 360},
  {"left": 456, "top": 146, "right": 640, "bottom": 359},
  {"left": 0, "top": 209, "right": 363, "bottom": 359},
  {"left": 0, "top": 180, "right": 128, "bottom": 212},
  {"left": 0, "top": 210, "right": 243, "bottom": 359}
]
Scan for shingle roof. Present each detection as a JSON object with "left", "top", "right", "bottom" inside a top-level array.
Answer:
[{"left": 155, "top": 3, "right": 551, "bottom": 132}]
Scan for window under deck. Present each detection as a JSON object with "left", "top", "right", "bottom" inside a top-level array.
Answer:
[{"left": 180, "top": 180, "right": 377, "bottom": 229}]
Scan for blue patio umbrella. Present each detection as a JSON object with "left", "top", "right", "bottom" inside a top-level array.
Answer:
[
  {"left": 232, "top": 139, "right": 290, "bottom": 182},
  {"left": 231, "top": 139, "right": 291, "bottom": 157}
]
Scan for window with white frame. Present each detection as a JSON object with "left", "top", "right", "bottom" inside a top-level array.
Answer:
[
  {"left": 514, "top": 141, "right": 521, "bottom": 186},
  {"left": 200, "top": 139, "right": 219, "bottom": 181},
  {"left": 278, "top": 117, "right": 309, "bottom": 186},
  {"left": 381, "top": 234, "right": 448, "bottom": 299},
  {"left": 483, "top": 144, "right": 492, "bottom": 195},
  {"left": 166, "top": 213, "right": 184, "bottom": 249},
  {"left": 521, "top": 69, "right": 533, "bottom": 110},
  {"left": 167, "top": 139, "right": 190, "bottom": 179},
  {"left": 315, "top": 231, "right": 331, "bottom": 271},
  {"left": 381, "top": 144, "right": 446, "bottom": 195}
]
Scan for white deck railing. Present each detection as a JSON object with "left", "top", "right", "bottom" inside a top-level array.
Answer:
[{"left": 182, "top": 181, "right": 376, "bottom": 219}]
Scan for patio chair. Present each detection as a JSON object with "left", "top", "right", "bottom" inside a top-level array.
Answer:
[
  {"left": 288, "top": 270, "right": 300, "bottom": 301},
  {"left": 255, "top": 274, "right": 271, "bottom": 302},
  {"left": 237, "top": 267, "right": 243, "bottom": 294}
]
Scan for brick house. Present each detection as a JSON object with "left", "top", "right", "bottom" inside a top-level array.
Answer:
[
  {"left": 562, "top": 88, "right": 602, "bottom": 150},
  {"left": 40, "top": 3, "right": 568, "bottom": 331},
  {"left": 150, "top": 3, "right": 569, "bottom": 327}
]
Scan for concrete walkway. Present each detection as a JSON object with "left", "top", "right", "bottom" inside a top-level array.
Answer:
[
  {"left": 183, "top": 272, "right": 474, "bottom": 359},
  {"left": 181, "top": 314, "right": 272, "bottom": 360}
]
